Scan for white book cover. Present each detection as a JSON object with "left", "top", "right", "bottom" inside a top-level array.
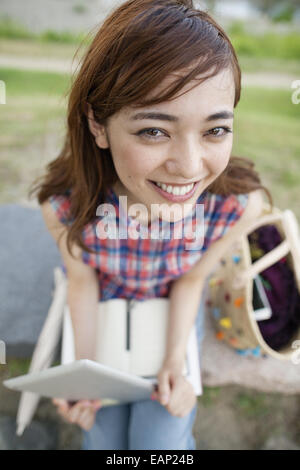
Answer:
[{"left": 62, "top": 298, "right": 202, "bottom": 396}]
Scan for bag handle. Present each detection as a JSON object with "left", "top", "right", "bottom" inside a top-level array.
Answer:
[{"left": 232, "top": 209, "right": 300, "bottom": 289}]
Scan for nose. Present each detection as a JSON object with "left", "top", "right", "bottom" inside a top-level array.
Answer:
[{"left": 164, "top": 137, "right": 205, "bottom": 180}]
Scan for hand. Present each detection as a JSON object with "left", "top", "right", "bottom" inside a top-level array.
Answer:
[
  {"left": 52, "top": 398, "right": 102, "bottom": 431},
  {"left": 151, "top": 359, "right": 197, "bottom": 418}
]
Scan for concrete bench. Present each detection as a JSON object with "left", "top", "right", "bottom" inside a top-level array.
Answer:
[{"left": 0, "top": 204, "right": 61, "bottom": 359}]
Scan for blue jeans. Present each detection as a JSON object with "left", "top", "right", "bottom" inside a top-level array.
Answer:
[{"left": 81, "top": 280, "right": 208, "bottom": 450}]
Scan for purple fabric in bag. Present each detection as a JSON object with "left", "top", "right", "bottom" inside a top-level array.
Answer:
[{"left": 248, "top": 225, "right": 300, "bottom": 351}]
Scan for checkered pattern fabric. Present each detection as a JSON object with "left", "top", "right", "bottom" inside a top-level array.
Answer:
[{"left": 48, "top": 187, "right": 249, "bottom": 301}]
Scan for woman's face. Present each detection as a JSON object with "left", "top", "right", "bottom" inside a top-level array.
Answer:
[{"left": 89, "top": 67, "right": 235, "bottom": 223}]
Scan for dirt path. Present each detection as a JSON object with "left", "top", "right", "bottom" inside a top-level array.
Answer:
[{"left": 0, "top": 55, "right": 297, "bottom": 89}]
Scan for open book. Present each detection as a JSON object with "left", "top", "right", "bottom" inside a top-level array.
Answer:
[
  {"left": 4, "top": 298, "right": 202, "bottom": 408},
  {"left": 62, "top": 297, "right": 202, "bottom": 396}
]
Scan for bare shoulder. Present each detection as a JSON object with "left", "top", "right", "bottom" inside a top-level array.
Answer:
[
  {"left": 41, "top": 200, "right": 65, "bottom": 240},
  {"left": 41, "top": 200, "right": 97, "bottom": 283},
  {"left": 238, "top": 188, "right": 265, "bottom": 222},
  {"left": 215, "top": 188, "right": 265, "bottom": 245}
]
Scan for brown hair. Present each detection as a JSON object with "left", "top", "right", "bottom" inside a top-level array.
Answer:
[{"left": 29, "top": 0, "right": 273, "bottom": 256}]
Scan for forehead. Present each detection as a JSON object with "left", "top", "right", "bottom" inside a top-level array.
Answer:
[{"left": 121, "top": 67, "right": 235, "bottom": 120}]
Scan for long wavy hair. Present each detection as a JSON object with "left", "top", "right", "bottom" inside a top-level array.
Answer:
[{"left": 29, "top": 0, "right": 273, "bottom": 256}]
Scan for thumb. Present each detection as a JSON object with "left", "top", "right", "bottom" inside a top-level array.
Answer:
[
  {"left": 158, "top": 373, "right": 171, "bottom": 405},
  {"left": 91, "top": 399, "right": 102, "bottom": 410}
]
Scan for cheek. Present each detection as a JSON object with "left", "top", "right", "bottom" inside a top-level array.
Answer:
[
  {"left": 113, "top": 142, "right": 159, "bottom": 177},
  {"left": 208, "top": 143, "right": 232, "bottom": 175}
]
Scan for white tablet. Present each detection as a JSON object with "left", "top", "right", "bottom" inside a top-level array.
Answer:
[{"left": 3, "top": 359, "right": 156, "bottom": 403}]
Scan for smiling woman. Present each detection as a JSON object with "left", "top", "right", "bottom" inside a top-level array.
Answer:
[
  {"left": 85, "top": 67, "right": 237, "bottom": 223},
  {"left": 28, "top": 0, "right": 273, "bottom": 451},
  {"left": 29, "top": 0, "right": 272, "bottom": 253}
]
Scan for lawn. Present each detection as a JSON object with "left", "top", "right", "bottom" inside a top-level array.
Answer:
[
  {"left": 0, "top": 67, "right": 70, "bottom": 203},
  {"left": 233, "top": 86, "right": 300, "bottom": 217},
  {"left": 0, "top": 38, "right": 82, "bottom": 61}
]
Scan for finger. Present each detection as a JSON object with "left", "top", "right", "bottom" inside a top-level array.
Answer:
[
  {"left": 69, "top": 400, "right": 96, "bottom": 417},
  {"left": 168, "top": 402, "right": 189, "bottom": 417},
  {"left": 80, "top": 417, "right": 95, "bottom": 431},
  {"left": 91, "top": 399, "right": 102, "bottom": 410},
  {"left": 150, "top": 384, "right": 158, "bottom": 401},
  {"left": 157, "top": 372, "right": 171, "bottom": 405},
  {"left": 169, "top": 384, "right": 196, "bottom": 417},
  {"left": 80, "top": 414, "right": 95, "bottom": 431},
  {"left": 57, "top": 408, "right": 73, "bottom": 424},
  {"left": 64, "top": 401, "right": 94, "bottom": 423},
  {"left": 68, "top": 405, "right": 82, "bottom": 423},
  {"left": 78, "top": 408, "right": 96, "bottom": 430},
  {"left": 56, "top": 403, "right": 70, "bottom": 416},
  {"left": 77, "top": 400, "right": 94, "bottom": 410},
  {"left": 166, "top": 390, "right": 191, "bottom": 417},
  {"left": 174, "top": 401, "right": 195, "bottom": 418},
  {"left": 150, "top": 387, "right": 159, "bottom": 400},
  {"left": 76, "top": 400, "right": 101, "bottom": 411},
  {"left": 52, "top": 398, "right": 68, "bottom": 409},
  {"left": 170, "top": 407, "right": 187, "bottom": 418},
  {"left": 166, "top": 378, "right": 188, "bottom": 411},
  {"left": 166, "top": 376, "right": 182, "bottom": 399}
]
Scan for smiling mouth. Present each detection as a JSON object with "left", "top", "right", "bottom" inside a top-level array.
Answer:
[
  {"left": 149, "top": 180, "right": 197, "bottom": 196},
  {"left": 147, "top": 179, "right": 203, "bottom": 202}
]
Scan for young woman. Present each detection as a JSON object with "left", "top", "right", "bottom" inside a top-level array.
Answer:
[{"left": 29, "top": 0, "right": 272, "bottom": 450}]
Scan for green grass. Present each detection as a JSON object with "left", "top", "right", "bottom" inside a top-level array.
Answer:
[
  {"left": 0, "top": 357, "right": 60, "bottom": 380},
  {"left": 233, "top": 86, "right": 300, "bottom": 218},
  {"left": 2, "top": 37, "right": 300, "bottom": 78},
  {"left": 0, "top": 16, "right": 33, "bottom": 40},
  {"left": 235, "top": 391, "right": 273, "bottom": 418},
  {"left": 5, "top": 358, "right": 32, "bottom": 377},
  {"left": 0, "top": 38, "right": 83, "bottom": 61},
  {"left": 0, "top": 67, "right": 69, "bottom": 202},
  {"left": 238, "top": 55, "right": 300, "bottom": 76},
  {"left": 0, "top": 15, "right": 91, "bottom": 45},
  {"left": 231, "top": 32, "right": 300, "bottom": 60},
  {"left": 0, "top": 68, "right": 70, "bottom": 146},
  {"left": 1, "top": 14, "right": 300, "bottom": 61},
  {"left": 228, "top": 21, "right": 300, "bottom": 60},
  {"left": 198, "top": 386, "right": 221, "bottom": 407},
  {"left": 0, "top": 67, "right": 71, "bottom": 97}
]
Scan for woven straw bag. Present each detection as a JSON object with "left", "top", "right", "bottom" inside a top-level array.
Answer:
[{"left": 206, "top": 201, "right": 300, "bottom": 361}]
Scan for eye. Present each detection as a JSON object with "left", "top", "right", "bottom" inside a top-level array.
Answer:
[
  {"left": 135, "top": 128, "right": 166, "bottom": 140},
  {"left": 207, "top": 126, "right": 232, "bottom": 137},
  {"left": 135, "top": 126, "right": 233, "bottom": 140}
]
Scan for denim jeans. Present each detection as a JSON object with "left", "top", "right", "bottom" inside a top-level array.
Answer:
[{"left": 81, "top": 279, "right": 208, "bottom": 450}]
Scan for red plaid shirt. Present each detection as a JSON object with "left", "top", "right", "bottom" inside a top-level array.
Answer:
[{"left": 49, "top": 186, "right": 249, "bottom": 301}]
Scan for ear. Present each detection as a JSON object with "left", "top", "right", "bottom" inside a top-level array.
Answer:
[{"left": 86, "top": 103, "right": 110, "bottom": 149}]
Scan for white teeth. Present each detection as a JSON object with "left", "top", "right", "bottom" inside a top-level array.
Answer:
[{"left": 154, "top": 181, "right": 194, "bottom": 196}]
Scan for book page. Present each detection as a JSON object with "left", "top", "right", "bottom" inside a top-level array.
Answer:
[
  {"left": 94, "top": 299, "right": 130, "bottom": 372},
  {"left": 129, "top": 299, "right": 188, "bottom": 377},
  {"left": 61, "top": 299, "right": 201, "bottom": 396}
]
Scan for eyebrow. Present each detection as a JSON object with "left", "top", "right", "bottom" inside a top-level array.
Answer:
[{"left": 129, "top": 110, "right": 234, "bottom": 122}]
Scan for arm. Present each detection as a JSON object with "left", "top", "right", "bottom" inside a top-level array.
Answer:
[
  {"left": 153, "top": 189, "right": 265, "bottom": 415},
  {"left": 41, "top": 200, "right": 99, "bottom": 361},
  {"left": 164, "top": 189, "right": 265, "bottom": 366},
  {"left": 163, "top": 277, "right": 204, "bottom": 369}
]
